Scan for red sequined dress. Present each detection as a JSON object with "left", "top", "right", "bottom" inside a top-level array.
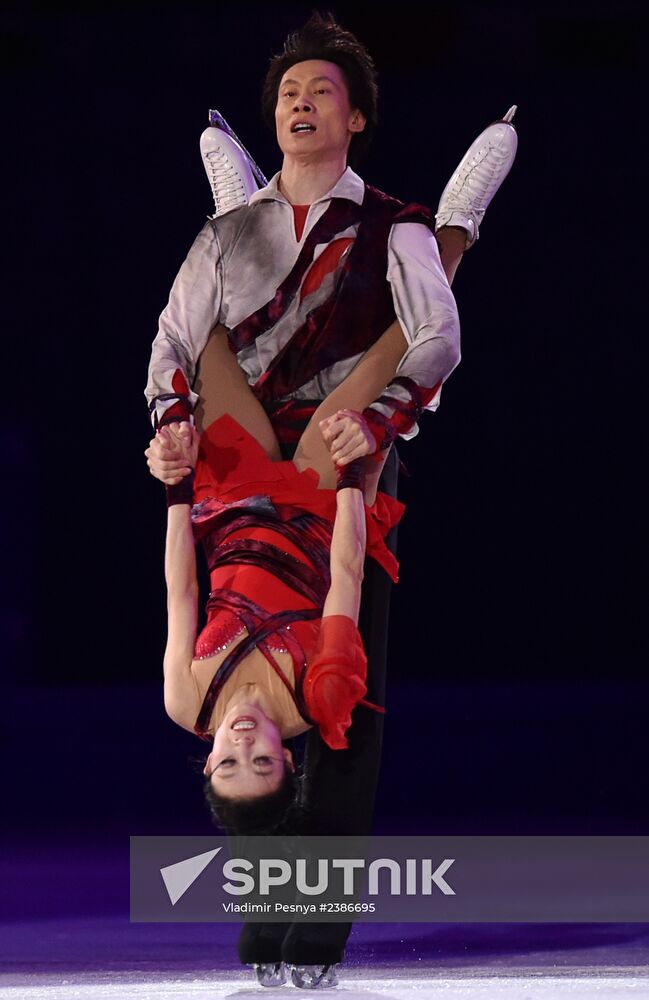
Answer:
[{"left": 189, "top": 414, "right": 404, "bottom": 750}]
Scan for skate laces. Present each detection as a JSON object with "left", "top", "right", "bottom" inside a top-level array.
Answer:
[
  {"left": 447, "top": 141, "right": 512, "bottom": 216},
  {"left": 204, "top": 147, "right": 248, "bottom": 215}
]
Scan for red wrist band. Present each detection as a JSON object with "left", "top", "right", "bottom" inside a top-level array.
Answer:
[
  {"left": 165, "top": 470, "right": 195, "bottom": 508},
  {"left": 335, "top": 460, "right": 365, "bottom": 492},
  {"left": 361, "top": 408, "right": 396, "bottom": 453}
]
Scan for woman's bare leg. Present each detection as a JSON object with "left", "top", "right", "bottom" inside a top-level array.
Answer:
[
  {"left": 292, "top": 227, "right": 464, "bottom": 500},
  {"left": 436, "top": 226, "right": 466, "bottom": 286},
  {"left": 293, "top": 318, "right": 408, "bottom": 504},
  {"left": 194, "top": 324, "right": 281, "bottom": 460},
  {"left": 194, "top": 221, "right": 466, "bottom": 477}
]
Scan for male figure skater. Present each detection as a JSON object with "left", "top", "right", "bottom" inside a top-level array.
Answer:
[{"left": 145, "top": 10, "right": 516, "bottom": 989}]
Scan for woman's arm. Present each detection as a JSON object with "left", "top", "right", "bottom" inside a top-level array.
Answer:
[
  {"left": 158, "top": 425, "right": 201, "bottom": 726},
  {"left": 163, "top": 504, "right": 198, "bottom": 713},
  {"left": 321, "top": 472, "right": 367, "bottom": 625},
  {"left": 304, "top": 461, "right": 370, "bottom": 750}
]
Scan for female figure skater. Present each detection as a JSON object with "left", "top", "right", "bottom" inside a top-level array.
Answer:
[{"left": 150, "top": 316, "right": 409, "bottom": 834}]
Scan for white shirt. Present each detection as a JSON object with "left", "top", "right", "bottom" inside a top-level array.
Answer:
[{"left": 146, "top": 165, "right": 461, "bottom": 439}]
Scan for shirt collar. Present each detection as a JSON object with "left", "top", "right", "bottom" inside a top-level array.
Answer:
[{"left": 248, "top": 165, "right": 364, "bottom": 208}]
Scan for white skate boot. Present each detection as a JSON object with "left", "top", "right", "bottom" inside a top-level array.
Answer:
[
  {"left": 200, "top": 108, "right": 266, "bottom": 218},
  {"left": 435, "top": 105, "right": 518, "bottom": 249}
]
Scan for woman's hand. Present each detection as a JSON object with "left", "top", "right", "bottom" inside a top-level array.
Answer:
[
  {"left": 145, "top": 422, "right": 200, "bottom": 485},
  {"left": 319, "top": 409, "right": 377, "bottom": 465}
]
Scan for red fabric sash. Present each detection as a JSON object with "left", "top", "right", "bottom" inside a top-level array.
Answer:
[
  {"left": 228, "top": 197, "right": 361, "bottom": 354},
  {"left": 226, "top": 184, "right": 436, "bottom": 404}
]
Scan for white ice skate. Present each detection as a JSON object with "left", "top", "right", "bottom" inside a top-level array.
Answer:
[
  {"left": 435, "top": 105, "right": 518, "bottom": 249},
  {"left": 200, "top": 108, "right": 267, "bottom": 218}
]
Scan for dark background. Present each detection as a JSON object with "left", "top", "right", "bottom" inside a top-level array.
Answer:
[{"left": 2, "top": 0, "right": 646, "bottom": 838}]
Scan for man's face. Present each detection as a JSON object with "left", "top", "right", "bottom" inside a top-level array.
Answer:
[{"left": 275, "top": 59, "right": 365, "bottom": 163}]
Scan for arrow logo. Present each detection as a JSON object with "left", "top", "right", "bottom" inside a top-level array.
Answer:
[{"left": 160, "top": 847, "right": 222, "bottom": 905}]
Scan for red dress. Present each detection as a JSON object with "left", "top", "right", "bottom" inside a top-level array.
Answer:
[{"left": 191, "top": 414, "right": 404, "bottom": 749}]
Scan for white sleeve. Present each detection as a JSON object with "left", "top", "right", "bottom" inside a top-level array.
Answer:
[
  {"left": 145, "top": 220, "right": 224, "bottom": 427},
  {"left": 364, "top": 221, "right": 461, "bottom": 443}
]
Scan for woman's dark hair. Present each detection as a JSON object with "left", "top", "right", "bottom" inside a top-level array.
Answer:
[
  {"left": 261, "top": 9, "right": 379, "bottom": 168},
  {"left": 204, "top": 762, "right": 304, "bottom": 835}
]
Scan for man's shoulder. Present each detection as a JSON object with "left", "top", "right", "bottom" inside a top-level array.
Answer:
[
  {"left": 362, "top": 182, "right": 435, "bottom": 228},
  {"left": 206, "top": 203, "right": 251, "bottom": 239},
  {"left": 205, "top": 200, "right": 272, "bottom": 250}
]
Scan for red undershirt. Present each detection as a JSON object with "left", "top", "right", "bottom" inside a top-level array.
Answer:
[{"left": 292, "top": 203, "right": 310, "bottom": 241}]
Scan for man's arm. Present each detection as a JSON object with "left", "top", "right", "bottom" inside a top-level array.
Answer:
[
  {"left": 361, "top": 220, "right": 461, "bottom": 450},
  {"left": 145, "top": 220, "right": 224, "bottom": 429}
]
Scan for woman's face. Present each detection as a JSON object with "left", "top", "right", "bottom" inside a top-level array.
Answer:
[{"left": 203, "top": 702, "right": 294, "bottom": 799}]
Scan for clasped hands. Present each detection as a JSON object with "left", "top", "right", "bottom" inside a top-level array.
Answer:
[
  {"left": 144, "top": 422, "right": 199, "bottom": 486},
  {"left": 319, "top": 408, "right": 377, "bottom": 466},
  {"left": 145, "top": 409, "right": 377, "bottom": 486}
]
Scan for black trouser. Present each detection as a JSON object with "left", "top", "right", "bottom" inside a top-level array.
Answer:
[{"left": 237, "top": 446, "right": 398, "bottom": 965}]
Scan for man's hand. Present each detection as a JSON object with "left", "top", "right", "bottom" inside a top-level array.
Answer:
[
  {"left": 145, "top": 422, "right": 199, "bottom": 485},
  {"left": 319, "top": 409, "right": 377, "bottom": 465}
]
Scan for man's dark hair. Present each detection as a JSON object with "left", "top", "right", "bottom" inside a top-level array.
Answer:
[
  {"left": 203, "top": 763, "right": 304, "bottom": 835},
  {"left": 261, "top": 10, "right": 378, "bottom": 168}
]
